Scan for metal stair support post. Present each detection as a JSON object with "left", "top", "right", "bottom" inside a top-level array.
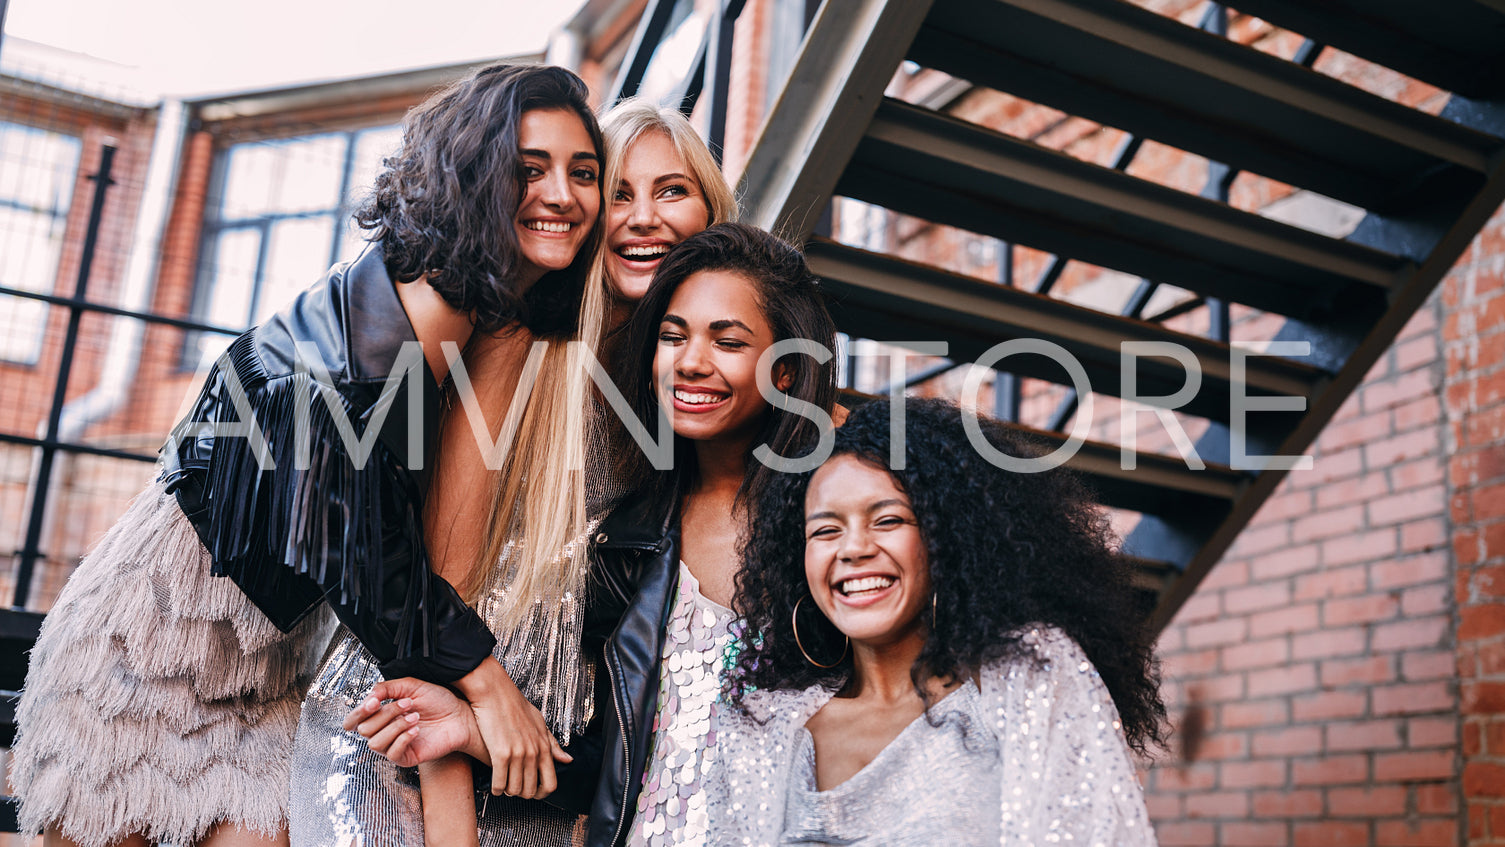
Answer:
[{"left": 738, "top": 0, "right": 936, "bottom": 239}]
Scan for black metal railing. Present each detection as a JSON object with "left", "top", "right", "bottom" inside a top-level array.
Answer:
[
  {"left": 3, "top": 143, "right": 241, "bottom": 610},
  {"left": 609, "top": 0, "right": 750, "bottom": 163}
]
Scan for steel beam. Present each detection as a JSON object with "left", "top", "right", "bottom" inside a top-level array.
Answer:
[
  {"left": 737, "top": 0, "right": 936, "bottom": 237},
  {"left": 1231, "top": 0, "right": 1505, "bottom": 99},
  {"left": 806, "top": 238, "right": 1324, "bottom": 427},
  {"left": 1148, "top": 98, "right": 1505, "bottom": 629},
  {"left": 911, "top": 0, "right": 1500, "bottom": 213},
  {"left": 989, "top": 420, "right": 1244, "bottom": 518},
  {"left": 841, "top": 99, "right": 1409, "bottom": 320}
]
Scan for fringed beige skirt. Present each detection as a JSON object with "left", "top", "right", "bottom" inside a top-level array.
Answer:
[{"left": 9, "top": 479, "right": 331, "bottom": 847}]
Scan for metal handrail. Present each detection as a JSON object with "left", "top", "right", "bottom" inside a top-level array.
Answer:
[{"left": 610, "top": 0, "right": 750, "bottom": 164}]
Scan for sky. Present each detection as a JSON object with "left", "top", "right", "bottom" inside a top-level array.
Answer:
[{"left": 1, "top": 0, "right": 588, "bottom": 97}]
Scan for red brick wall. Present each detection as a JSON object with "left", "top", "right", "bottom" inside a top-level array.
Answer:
[
  {"left": 1144, "top": 292, "right": 1459, "bottom": 846},
  {"left": 1446, "top": 210, "right": 1505, "bottom": 844}
]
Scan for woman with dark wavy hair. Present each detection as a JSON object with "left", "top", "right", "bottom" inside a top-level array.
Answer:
[
  {"left": 11, "top": 63, "right": 603, "bottom": 847},
  {"left": 711, "top": 397, "right": 1164, "bottom": 847}
]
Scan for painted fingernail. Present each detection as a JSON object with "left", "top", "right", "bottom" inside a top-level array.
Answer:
[
  {"left": 362, "top": 698, "right": 378, "bottom": 711},
  {"left": 398, "top": 698, "right": 413, "bottom": 709},
  {"left": 408, "top": 726, "right": 419, "bottom": 736},
  {"left": 406, "top": 712, "right": 419, "bottom": 723}
]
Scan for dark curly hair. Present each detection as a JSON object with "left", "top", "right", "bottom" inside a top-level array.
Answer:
[
  {"left": 355, "top": 63, "right": 603, "bottom": 335},
  {"left": 611, "top": 222, "right": 838, "bottom": 503},
  {"left": 727, "top": 397, "right": 1166, "bottom": 754}
]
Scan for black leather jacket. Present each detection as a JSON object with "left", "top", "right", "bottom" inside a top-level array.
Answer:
[
  {"left": 160, "top": 245, "right": 496, "bottom": 684},
  {"left": 578, "top": 489, "right": 682, "bottom": 847}
]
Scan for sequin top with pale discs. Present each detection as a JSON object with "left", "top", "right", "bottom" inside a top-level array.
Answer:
[
  {"left": 708, "top": 626, "right": 1157, "bottom": 847},
  {"left": 626, "top": 562, "right": 739, "bottom": 847}
]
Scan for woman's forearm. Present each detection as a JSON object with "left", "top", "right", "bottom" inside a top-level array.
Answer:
[{"left": 419, "top": 754, "right": 481, "bottom": 847}]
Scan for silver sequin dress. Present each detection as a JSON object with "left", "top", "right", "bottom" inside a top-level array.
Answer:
[
  {"left": 288, "top": 630, "right": 586, "bottom": 847},
  {"left": 625, "top": 562, "right": 739, "bottom": 846},
  {"left": 708, "top": 626, "right": 1157, "bottom": 847},
  {"left": 287, "top": 529, "right": 604, "bottom": 847}
]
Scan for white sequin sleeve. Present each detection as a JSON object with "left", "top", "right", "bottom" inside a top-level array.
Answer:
[
  {"left": 706, "top": 686, "right": 830, "bottom": 847},
  {"left": 982, "top": 626, "right": 1158, "bottom": 847}
]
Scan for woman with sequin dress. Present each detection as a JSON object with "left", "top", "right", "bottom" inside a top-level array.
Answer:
[
  {"left": 299, "top": 100, "right": 737, "bottom": 846},
  {"left": 351, "top": 223, "right": 840, "bottom": 847},
  {"left": 711, "top": 397, "right": 1166, "bottom": 846}
]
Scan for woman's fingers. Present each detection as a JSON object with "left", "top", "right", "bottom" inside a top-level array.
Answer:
[
  {"left": 489, "top": 737, "right": 556, "bottom": 799},
  {"left": 350, "top": 699, "right": 413, "bottom": 738},
  {"left": 504, "top": 753, "right": 526, "bottom": 798},
  {"left": 341, "top": 696, "right": 382, "bottom": 732},
  {"left": 366, "top": 710, "right": 420, "bottom": 756},
  {"left": 537, "top": 748, "right": 560, "bottom": 797},
  {"left": 520, "top": 744, "right": 540, "bottom": 799},
  {"left": 368, "top": 678, "right": 424, "bottom": 703},
  {"left": 382, "top": 723, "right": 420, "bottom": 765}
]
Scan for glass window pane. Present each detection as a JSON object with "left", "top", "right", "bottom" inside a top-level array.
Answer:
[
  {"left": 337, "top": 127, "right": 402, "bottom": 262},
  {"left": 220, "top": 134, "right": 347, "bottom": 220},
  {"left": 256, "top": 216, "right": 335, "bottom": 324},
  {"left": 206, "top": 227, "right": 261, "bottom": 327},
  {"left": 347, "top": 126, "right": 402, "bottom": 208},
  {"left": 0, "top": 205, "right": 68, "bottom": 293},
  {"left": 0, "top": 294, "right": 48, "bottom": 363},
  {"left": 190, "top": 227, "right": 261, "bottom": 364},
  {"left": 0, "top": 122, "right": 81, "bottom": 212},
  {"left": 274, "top": 134, "right": 348, "bottom": 215},
  {"left": 219, "top": 143, "right": 278, "bottom": 219},
  {"left": 0, "top": 122, "right": 79, "bottom": 366}
]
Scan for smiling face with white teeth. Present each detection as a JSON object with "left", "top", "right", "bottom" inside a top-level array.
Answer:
[
  {"left": 607, "top": 130, "right": 712, "bottom": 303},
  {"left": 512, "top": 108, "right": 602, "bottom": 286},
  {"left": 653, "top": 269, "right": 789, "bottom": 448},
  {"left": 804, "top": 453, "right": 932, "bottom": 653}
]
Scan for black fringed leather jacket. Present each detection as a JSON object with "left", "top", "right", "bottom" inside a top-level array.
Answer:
[{"left": 160, "top": 245, "right": 496, "bottom": 684}]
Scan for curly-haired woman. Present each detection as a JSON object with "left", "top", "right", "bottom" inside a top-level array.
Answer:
[{"left": 712, "top": 397, "right": 1165, "bottom": 847}]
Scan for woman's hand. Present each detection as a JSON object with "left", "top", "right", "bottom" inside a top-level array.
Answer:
[
  {"left": 453, "top": 656, "right": 572, "bottom": 799},
  {"left": 344, "top": 678, "right": 485, "bottom": 768}
]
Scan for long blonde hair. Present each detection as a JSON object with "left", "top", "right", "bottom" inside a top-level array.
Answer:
[
  {"left": 458, "top": 99, "right": 736, "bottom": 646},
  {"left": 456, "top": 328, "right": 603, "bottom": 608}
]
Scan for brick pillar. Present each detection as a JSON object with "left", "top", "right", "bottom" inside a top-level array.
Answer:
[
  {"left": 1446, "top": 205, "right": 1505, "bottom": 845},
  {"left": 721, "top": 0, "right": 771, "bottom": 185}
]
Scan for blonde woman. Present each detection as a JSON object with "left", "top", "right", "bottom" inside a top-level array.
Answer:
[{"left": 293, "top": 98, "right": 736, "bottom": 846}]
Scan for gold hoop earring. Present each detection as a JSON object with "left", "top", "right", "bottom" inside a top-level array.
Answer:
[
  {"left": 792, "top": 595, "right": 849, "bottom": 668},
  {"left": 932, "top": 592, "right": 938, "bottom": 630}
]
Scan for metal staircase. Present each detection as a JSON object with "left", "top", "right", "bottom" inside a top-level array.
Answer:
[{"left": 622, "top": 0, "right": 1505, "bottom": 630}]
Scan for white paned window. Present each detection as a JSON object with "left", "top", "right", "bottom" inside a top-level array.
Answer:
[
  {"left": 0, "top": 123, "right": 82, "bottom": 365},
  {"left": 187, "top": 125, "right": 399, "bottom": 365}
]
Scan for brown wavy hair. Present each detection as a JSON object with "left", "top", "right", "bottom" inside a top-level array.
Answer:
[{"left": 355, "top": 63, "right": 604, "bottom": 334}]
